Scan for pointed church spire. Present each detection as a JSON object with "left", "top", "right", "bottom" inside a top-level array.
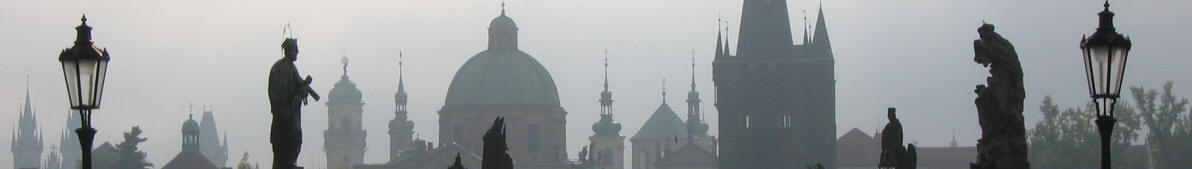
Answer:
[
  {"left": 690, "top": 51, "right": 697, "bottom": 91},
  {"left": 951, "top": 128, "right": 958, "bottom": 147},
  {"left": 812, "top": 2, "right": 831, "bottom": 46},
  {"left": 715, "top": 18, "right": 724, "bottom": 59},
  {"left": 397, "top": 51, "right": 406, "bottom": 95},
  {"left": 723, "top": 20, "right": 732, "bottom": 57},
  {"left": 803, "top": 10, "right": 810, "bottom": 44},
  {"left": 602, "top": 49, "right": 610, "bottom": 92}
]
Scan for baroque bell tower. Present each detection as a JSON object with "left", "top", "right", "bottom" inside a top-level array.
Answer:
[
  {"left": 325, "top": 57, "right": 366, "bottom": 169},
  {"left": 588, "top": 50, "right": 625, "bottom": 169},
  {"left": 389, "top": 52, "right": 416, "bottom": 162}
]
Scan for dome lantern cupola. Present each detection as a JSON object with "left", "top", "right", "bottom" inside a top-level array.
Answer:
[
  {"left": 488, "top": 3, "right": 518, "bottom": 50},
  {"left": 182, "top": 114, "right": 200, "bottom": 152}
]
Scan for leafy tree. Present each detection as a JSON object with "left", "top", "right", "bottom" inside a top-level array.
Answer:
[
  {"left": 1028, "top": 96, "right": 1144, "bottom": 169},
  {"left": 112, "top": 126, "right": 152, "bottom": 169},
  {"left": 1130, "top": 81, "right": 1192, "bottom": 169}
]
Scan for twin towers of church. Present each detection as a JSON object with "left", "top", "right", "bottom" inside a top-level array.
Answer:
[{"left": 323, "top": 0, "right": 835, "bottom": 169}]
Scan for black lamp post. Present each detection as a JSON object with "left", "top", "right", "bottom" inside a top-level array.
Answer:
[
  {"left": 1080, "top": 1, "right": 1132, "bottom": 169},
  {"left": 58, "top": 15, "right": 111, "bottom": 169}
]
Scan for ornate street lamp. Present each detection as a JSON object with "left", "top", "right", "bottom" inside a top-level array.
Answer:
[
  {"left": 58, "top": 15, "right": 110, "bottom": 169},
  {"left": 1080, "top": 1, "right": 1131, "bottom": 169}
]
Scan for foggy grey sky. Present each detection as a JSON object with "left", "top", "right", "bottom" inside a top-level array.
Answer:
[{"left": 2, "top": 0, "right": 1190, "bottom": 168}]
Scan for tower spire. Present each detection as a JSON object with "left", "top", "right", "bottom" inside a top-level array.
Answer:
[
  {"left": 603, "top": 49, "right": 609, "bottom": 92},
  {"left": 951, "top": 128, "right": 958, "bottom": 147},
  {"left": 398, "top": 51, "right": 405, "bottom": 92},
  {"left": 803, "top": 10, "right": 810, "bottom": 44},
  {"left": 715, "top": 18, "right": 724, "bottom": 59},
  {"left": 690, "top": 51, "right": 697, "bottom": 90}
]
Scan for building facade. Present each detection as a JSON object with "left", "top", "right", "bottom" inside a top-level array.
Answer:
[
  {"left": 326, "top": 59, "right": 367, "bottom": 169},
  {"left": 631, "top": 89, "right": 716, "bottom": 169},
  {"left": 438, "top": 7, "right": 568, "bottom": 169},
  {"left": 713, "top": 1, "right": 836, "bottom": 168}
]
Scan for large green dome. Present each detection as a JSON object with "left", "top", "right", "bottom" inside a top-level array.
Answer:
[
  {"left": 444, "top": 11, "right": 559, "bottom": 108},
  {"left": 444, "top": 50, "right": 559, "bottom": 107}
]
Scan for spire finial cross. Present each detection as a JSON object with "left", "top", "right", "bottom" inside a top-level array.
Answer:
[{"left": 662, "top": 78, "right": 667, "bottom": 102}]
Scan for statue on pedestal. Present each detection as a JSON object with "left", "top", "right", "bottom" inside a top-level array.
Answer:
[
  {"left": 970, "top": 23, "right": 1029, "bottom": 169},
  {"left": 268, "top": 38, "right": 320, "bottom": 169},
  {"left": 879, "top": 108, "right": 916, "bottom": 169}
]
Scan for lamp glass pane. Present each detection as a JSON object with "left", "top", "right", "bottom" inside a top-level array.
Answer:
[
  {"left": 93, "top": 60, "right": 108, "bottom": 108},
  {"left": 78, "top": 59, "right": 97, "bottom": 107},
  {"left": 61, "top": 61, "right": 81, "bottom": 107},
  {"left": 1109, "top": 47, "right": 1129, "bottom": 96},
  {"left": 1086, "top": 46, "right": 1110, "bottom": 96}
]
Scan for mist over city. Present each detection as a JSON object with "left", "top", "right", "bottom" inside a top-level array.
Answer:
[{"left": 2, "top": 0, "right": 1191, "bottom": 169}]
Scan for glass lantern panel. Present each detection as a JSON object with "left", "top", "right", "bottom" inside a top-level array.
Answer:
[
  {"left": 1086, "top": 46, "right": 1111, "bottom": 96},
  {"left": 93, "top": 60, "right": 108, "bottom": 108},
  {"left": 1109, "top": 47, "right": 1130, "bottom": 96},
  {"left": 61, "top": 61, "right": 81, "bottom": 107},
  {"left": 78, "top": 59, "right": 97, "bottom": 107}
]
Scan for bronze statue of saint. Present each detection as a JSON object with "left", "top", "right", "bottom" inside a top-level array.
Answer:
[{"left": 268, "top": 38, "right": 320, "bottom": 169}]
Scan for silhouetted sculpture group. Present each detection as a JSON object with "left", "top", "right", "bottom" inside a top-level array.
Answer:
[
  {"left": 879, "top": 108, "right": 917, "bottom": 169},
  {"left": 970, "top": 24, "right": 1030, "bottom": 169},
  {"left": 268, "top": 38, "right": 320, "bottom": 169},
  {"left": 482, "top": 117, "right": 514, "bottom": 169}
]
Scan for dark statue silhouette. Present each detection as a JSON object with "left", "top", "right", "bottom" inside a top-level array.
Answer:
[
  {"left": 970, "top": 24, "right": 1029, "bottom": 169},
  {"left": 268, "top": 38, "right": 320, "bottom": 169},
  {"left": 879, "top": 108, "right": 917, "bottom": 169},
  {"left": 448, "top": 153, "right": 467, "bottom": 169},
  {"left": 482, "top": 117, "right": 513, "bottom": 169}
]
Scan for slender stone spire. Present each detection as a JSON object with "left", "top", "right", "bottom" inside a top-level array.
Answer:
[
  {"left": 803, "top": 10, "right": 810, "bottom": 44},
  {"left": 715, "top": 19, "right": 724, "bottom": 59},
  {"left": 686, "top": 53, "right": 708, "bottom": 136},
  {"left": 812, "top": 2, "right": 831, "bottom": 47},
  {"left": 723, "top": 20, "right": 732, "bottom": 57},
  {"left": 950, "top": 128, "right": 958, "bottom": 147},
  {"left": 395, "top": 51, "right": 408, "bottom": 110}
]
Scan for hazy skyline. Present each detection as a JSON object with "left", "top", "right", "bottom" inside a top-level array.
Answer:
[{"left": 2, "top": 0, "right": 1191, "bottom": 168}]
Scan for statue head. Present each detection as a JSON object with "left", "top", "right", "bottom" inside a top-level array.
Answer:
[
  {"left": 887, "top": 107, "right": 897, "bottom": 121},
  {"left": 281, "top": 38, "right": 299, "bottom": 61}
]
